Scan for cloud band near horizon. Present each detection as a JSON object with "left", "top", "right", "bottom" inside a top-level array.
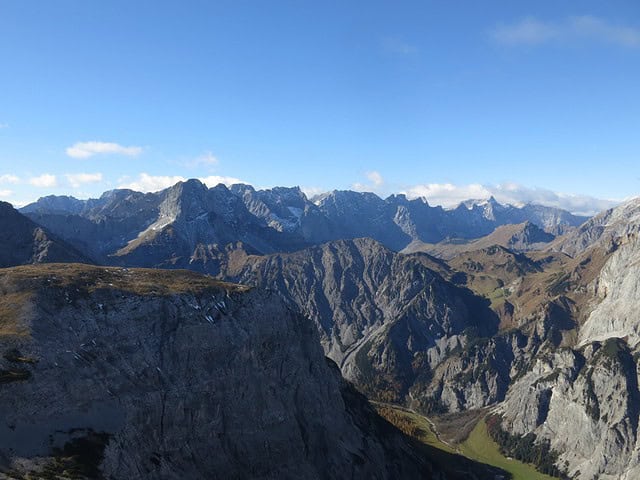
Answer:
[{"left": 402, "top": 182, "right": 619, "bottom": 216}]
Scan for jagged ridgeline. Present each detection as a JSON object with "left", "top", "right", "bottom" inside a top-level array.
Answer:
[
  {"left": 6, "top": 180, "right": 640, "bottom": 479},
  {"left": 19, "top": 179, "right": 585, "bottom": 270}
]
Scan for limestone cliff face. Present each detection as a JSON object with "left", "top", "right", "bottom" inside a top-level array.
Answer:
[
  {"left": 497, "top": 339, "right": 640, "bottom": 480},
  {"left": 579, "top": 233, "right": 640, "bottom": 347},
  {"left": 18, "top": 185, "right": 640, "bottom": 480},
  {"left": 0, "top": 265, "right": 435, "bottom": 480},
  {"left": 221, "top": 238, "right": 507, "bottom": 409}
]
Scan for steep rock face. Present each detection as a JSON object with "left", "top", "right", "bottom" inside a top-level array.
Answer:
[
  {"left": 497, "top": 339, "right": 640, "bottom": 480},
  {"left": 221, "top": 237, "right": 583, "bottom": 415},
  {"left": 22, "top": 189, "right": 161, "bottom": 263},
  {"left": 315, "top": 192, "right": 586, "bottom": 249},
  {"left": 0, "top": 201, "right": 90, "bottom": 267},
  {"left": 314, "top": 190, "right": 414, "bottom": 250},
  {"left": 25, "top": 181, "right": 312, "bottom": 268},
  {"left": 230, "top": 184, "right": 335, "bottom": 243},
  {"left": 19, "top": 194, "right": 86, "bottom": 215},
  {"left": 0, "top": 265, "right": 440, "bottom": 480},
  {"left": 517, "top": 203, "right": 588, "bottom": 235},
  {"left": 385, "top": 194, "right": 450, "bottom": 244},
  {"left": 220, "top": 238, "right": 505, "bottom": 408},
  {"left": 444, "top": 197, "right": 587, "bottom": 239},
  {"left": 578, "top": 233, "right": 640, "bottom": 347},
  {"left": 413, "top": 332, "right": 523, "bottom": 413}
]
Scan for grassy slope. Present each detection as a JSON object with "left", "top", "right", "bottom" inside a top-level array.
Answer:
[
  {"left": 376, "top": 404, "right": 557, "bottom": 480},
  {"left": 459, "top": 419, "right": 556, "bottom": 480}
]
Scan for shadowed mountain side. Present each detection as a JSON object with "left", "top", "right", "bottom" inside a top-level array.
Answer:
[{"left": 0, "top": 201, "right": 91, "bottom": 267}]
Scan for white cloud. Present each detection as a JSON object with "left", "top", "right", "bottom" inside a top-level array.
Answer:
[
  {"left": 491, "top": 15, "right": 640, "bottom": 47},
  {"left": 491, "top": 17, "right": 559, "bottom": 45},
  {"left": 0, "top": 174, "right": 20, "bottom": 184},
  {"left": 65, "top": 172, "right": 103, "bottom": 188},
  {"left": 367, "top": 171, "right": 384, "bottom": 187},
  {"left": 118, "top": 173, "right": 186, "bottom": 192},
  {"left": 352, "top": 171, "right": 385, "bottom": 192},
  {"left": 403, "top": 182, "right": 619, "bottom": 216},
  {"left": 118, "top": 173, "right": 246, "bottom": 193},
  {"left": 300, "top": 186, "right": 326, "bottom": 199},
  {"left": 404, "top": 183, "right": 492, "bottom": 206},
  {"left": 199, "top": 175, "right": 245, "bottom": 187},
  {"left": 0, "top": 189, "right": 13, "bottom": 198},
  {"left": 571, "top": 15, "right": 640, "bottom": 47},
  {"left": 0, "top": 123, "right": 8, "bottom": 129},
  {"left": 66, "top": 141, "right": 143, "bottom": 159},
  {"left": 29, "top": 174, "right": 57, "bottom": 188}
]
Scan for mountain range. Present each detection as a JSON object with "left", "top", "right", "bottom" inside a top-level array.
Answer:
[
  {"left": 19, "top": 179, "right": 586, "bottom": 269},
  {"left": 3, "top": 179, "right": 640, "bottom": 479}
]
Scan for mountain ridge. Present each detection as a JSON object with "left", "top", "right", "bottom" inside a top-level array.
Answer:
[{"left": 19, "top": 179, "right": 588, "bottom": 270}]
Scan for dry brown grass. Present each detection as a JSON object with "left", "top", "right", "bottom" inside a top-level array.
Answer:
[
  {"left": 430, "top": 407, "right": 490, "bottom": 445},
  {"left": 0, "top": 263, "right": 250, "bottom": 297},
  {"left": 0, "top": 291, "right": 33, "bottom": 337},
  {"left": 441, "top": 244, "right": 612, "bottom": 334},
  {"left": 0, "top": 264, "right": 250, "bottom": 338}
]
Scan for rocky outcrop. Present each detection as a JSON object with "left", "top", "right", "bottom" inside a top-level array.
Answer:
[
  {"left": 230, "top": 184, "right": 336, "bottom": 243},
  {"left": 0, "top": 264, "right": 449, "bottom": 479},
  {"left": 497, "top": 339, "right": 640, "bottom": 480},
  {"left": 18, "top": 183, "right": 639, "bottom": 480}
]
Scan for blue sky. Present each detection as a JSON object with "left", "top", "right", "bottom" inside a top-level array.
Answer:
[{"left": 0, "top": 0, "right": 638, "bottom": 214}]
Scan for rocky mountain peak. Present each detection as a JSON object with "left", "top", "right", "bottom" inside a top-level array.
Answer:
[{"left": 158, "top": 178, "right": 210, "bottom": 222}]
